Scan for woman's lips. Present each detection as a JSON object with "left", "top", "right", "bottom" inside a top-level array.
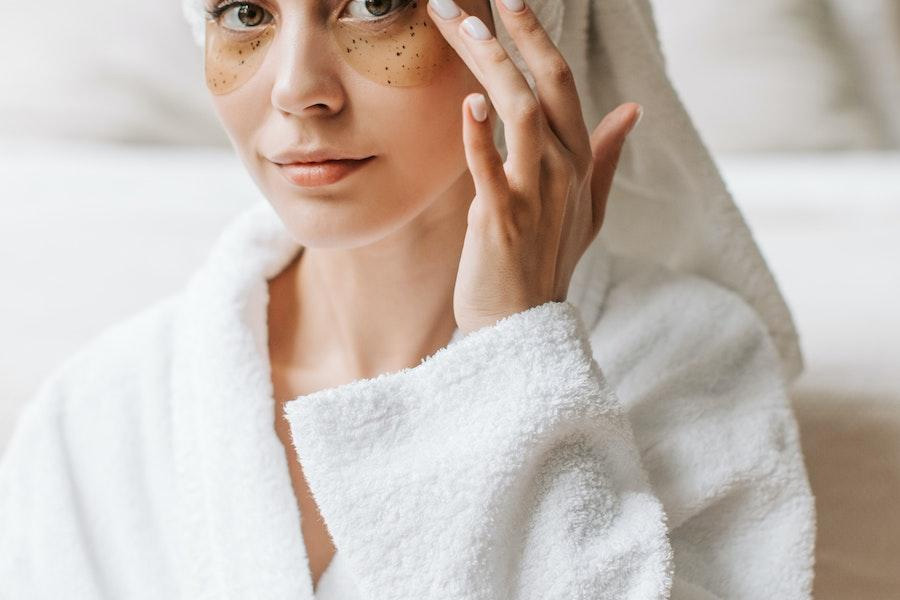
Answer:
[{"left": 276, "top": 156, "right": 375, "bottom": 187}]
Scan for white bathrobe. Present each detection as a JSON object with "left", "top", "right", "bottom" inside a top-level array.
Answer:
[{"left": 0, "top": 200, "right": 815, "bottom": 599}]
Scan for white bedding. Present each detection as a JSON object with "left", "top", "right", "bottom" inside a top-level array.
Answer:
[
  {"left": 1, "top": 140, "right": 898, "bottom": 598},
  {"left": 717, "top": 152, "right": 900, "bottom": 599}
]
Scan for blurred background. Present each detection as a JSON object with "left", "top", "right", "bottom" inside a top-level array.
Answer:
[{"left": 1, "top": 0, "right": 898, "bottom": 597}]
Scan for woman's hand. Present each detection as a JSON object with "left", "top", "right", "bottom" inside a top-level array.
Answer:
[{"left": 427, "top": 0, "right": 642, "bottom": 335}]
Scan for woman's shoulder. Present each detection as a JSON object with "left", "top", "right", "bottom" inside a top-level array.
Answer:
[
  {"left": 4, "top": 292, "right": 185, "bottom": 464},
  {"left": 0, "top": 293, "right": 188, "bottom": 595},
  {"left": 598, "top": 250, "right": 778, "bottom": 350},
  {"left": 590, "top": 250, "right": 787, "bottom": 405},
  {"left": 50, "top": 292, "right": 183, "bottom": 400}
]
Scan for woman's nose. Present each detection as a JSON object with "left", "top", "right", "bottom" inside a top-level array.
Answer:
[{"left": 270, "top": 18, "right": 346, "bottom": 117}]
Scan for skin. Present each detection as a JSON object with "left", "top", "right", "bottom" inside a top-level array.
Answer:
[{"left": 206, "top": 0, "right": 640, "bottom": 590}]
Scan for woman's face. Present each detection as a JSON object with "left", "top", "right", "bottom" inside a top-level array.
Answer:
[{"left": 206, "top": 0, "right": 495, "bottom": 248}]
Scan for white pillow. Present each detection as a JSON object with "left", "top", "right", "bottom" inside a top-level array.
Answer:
[
  {"left": 0, "top": 0, "right": 227, "bottom": 145},
  {"left": 649, "top": 0, "right": 887, "bottom": 152},
  {"left": 828, "top": 0, "right": 900, "bottom": 147}
]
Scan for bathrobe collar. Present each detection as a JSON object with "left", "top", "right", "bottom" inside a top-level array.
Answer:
[{"left": 169, "top": 200, "right": 611, "bottom": 598}]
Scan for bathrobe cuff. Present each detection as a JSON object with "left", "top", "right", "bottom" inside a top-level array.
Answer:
[{"left": 283, "top": 300, "right": 672, "bottom": 598}]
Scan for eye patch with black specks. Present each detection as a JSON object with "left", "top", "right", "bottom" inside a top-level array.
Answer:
[{"left": 204, "top": 0, "right": 457, "bottom": 95}]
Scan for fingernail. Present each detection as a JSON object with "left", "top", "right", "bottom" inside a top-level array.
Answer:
[
  {"left": 501, "top": 0, "right": 526, "bottom": 12},
  {"left": 429, "top": 0, "right": 460, "bottom": 20},
  {"left": 633, "top": 105, "right": 644, "bottom": 129},
  {"left": 470, "top": 94, "right": 488, "bottom": 122},
  {"left": 461, "top": 16, "right": 493, "bottom": 40}
]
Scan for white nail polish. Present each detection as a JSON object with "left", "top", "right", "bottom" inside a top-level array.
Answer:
[
  {"left": 429, "top": 0, "right": 460, "bottom": 20},
  {"left": 501, "top": 0, "right": 525, "bottom": 12},
  {"left": 461, "top": 16, "right": 492, "bottom": 40},
  {"left": 470, "top": 94, "right": 488, "bottom": 122}
]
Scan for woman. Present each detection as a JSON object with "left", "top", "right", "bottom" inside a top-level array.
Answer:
[{"left": 0, "top": 0, "right": 815, "bottom": 598}]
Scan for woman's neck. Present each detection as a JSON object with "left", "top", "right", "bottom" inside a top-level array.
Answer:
[{"left": 268, "top": 169, "right": 475, "bottom": 383}]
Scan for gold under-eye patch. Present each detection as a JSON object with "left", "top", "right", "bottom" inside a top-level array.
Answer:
[
  {"left": 205, "top": 18, "right": 275, "bottom": 95},
  {"left": 205, "top": 0, "right": 457, "bottom": 95},
  {"left": 333, "top": 0, "right": 457, "bottom": 87}
]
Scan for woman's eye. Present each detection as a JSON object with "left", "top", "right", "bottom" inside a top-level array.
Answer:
[
  {"left": 341, "top": 0, "right": 413, "bottom": 22},
  {"left": 209, "top": 2, "right": 273, "bottom": 30}
]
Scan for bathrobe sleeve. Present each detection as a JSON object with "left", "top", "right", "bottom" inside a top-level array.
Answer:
[{"left": 283, "top": 269, "right": 814, "bottom": 599}]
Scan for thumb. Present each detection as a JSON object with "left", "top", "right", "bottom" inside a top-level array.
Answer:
[{"left": 588, "top": 102, "right": 642, "bottom": 231}]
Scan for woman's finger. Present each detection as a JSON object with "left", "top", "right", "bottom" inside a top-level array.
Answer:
[
  {"left": 427, "top": 0, "right": 543, "bottom": 187},
  {"left": 589, "top": 103, "right": 642, "bottom": 232},
  {"left": 423, "top": 0, "right": 485, "bottom": 81},
  {"left": 462, "top": 93, "right": 511, "bottom": 217},
  {"left": 490, "top": 0, "right": 591, "bottom": 161}
]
